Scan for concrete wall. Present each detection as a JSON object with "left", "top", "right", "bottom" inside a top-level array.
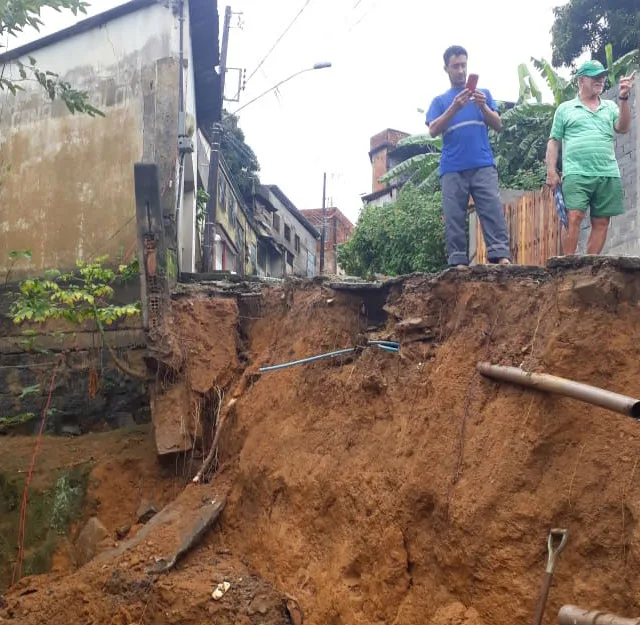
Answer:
[
  {"left": 0, "top": 282, "right": 148, "bottom": 433},
  {"left": 600, "top": 87, "right": 639, "bottom": 256},
  {"left": 0, "top": 2, "right": 198, "bottom": 276}
]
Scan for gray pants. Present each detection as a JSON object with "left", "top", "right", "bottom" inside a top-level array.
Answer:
[{"left": 441, "top": 166, "right": 510, "bottom": 265}]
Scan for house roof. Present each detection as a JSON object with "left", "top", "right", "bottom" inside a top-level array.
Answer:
[
  {"left": 301, "top": 208, "right": 355, "bottom": 233},
  {"left": 0, "top": 0, "right": 221, "bottom": 125},
  {"left": 189, "top": 0, "right": 222, "bottom": 127},
  {"left": 257, "top": 185, "right": 320, "bottom": 239},
  {"left": 361, "top": 186, "right": 397, "bottom": 203},
  {"left": 0, "top": 0, "right": 159, "bottom": 62}
]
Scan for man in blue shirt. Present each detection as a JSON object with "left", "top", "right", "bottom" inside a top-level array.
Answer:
[{"left": 426, "top": 45, "right": 511, "bottom": 267}]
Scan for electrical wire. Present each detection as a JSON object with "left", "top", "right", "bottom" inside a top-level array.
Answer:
[{"left": 245, "top": 0, "right": 314, "bottom": 87}]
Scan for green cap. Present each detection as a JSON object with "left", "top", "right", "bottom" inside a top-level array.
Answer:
[{"left": 576, "top": 59, "right": 607, "bottom": 78}]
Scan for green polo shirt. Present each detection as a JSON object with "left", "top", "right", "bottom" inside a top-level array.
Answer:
[{"left": 549, "top": 97, "right": 620, "bottom": 178}]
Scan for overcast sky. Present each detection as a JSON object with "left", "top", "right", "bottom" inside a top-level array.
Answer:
[{"left": 13, "top": 0, "right": 573, "bottom": 223}]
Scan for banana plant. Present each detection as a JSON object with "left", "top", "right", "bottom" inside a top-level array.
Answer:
[
  {"left": 605, "top": 44, "right": 639, "bottom": 86},
  {"left": 530, "top": 57, "right": 576, "bottom": 105},
  {"left": 378, "top": 135, "right": 442, "bottom": 189},
  {"left": 517, "top": 63, "right": 542, "bottom": 104}
]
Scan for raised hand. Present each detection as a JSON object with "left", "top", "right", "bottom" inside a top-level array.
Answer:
[{"left": 619, "top": 71, "right": 636, "bottom": 99}]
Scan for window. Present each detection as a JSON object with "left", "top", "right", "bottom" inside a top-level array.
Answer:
[
  {"left": 219, "top": 179, "right": 227, "bottom": 211},
  {"left": 286, "top": 251, "right": 294, "bottom": 266},
  {"left": 284, "top": 224, "right": 291, "bottom": 242},
  {"left": 230, "top": 194, "right": 236, "bottom": 226},
  {"left": 272, "top": 213, "right": 280, "bottom": 232},
  {"left": 294, "top": 234, "right": 300, "bottom": 252}
]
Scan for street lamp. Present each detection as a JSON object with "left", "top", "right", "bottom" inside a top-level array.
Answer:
[{"left": 232, "top": 62, "right": 332, "bottom": 115}]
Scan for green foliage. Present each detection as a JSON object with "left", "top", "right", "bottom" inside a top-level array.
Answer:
[
  {"left": 4, "top": 248, "right": 32, "bottom": 284},
  {"left": 378, "top": 135, "right": 442, "bottom": 191},
  {"left": 8, "top": 256, "right": 141, "bottom": 326},
  {"left": 196, "top": 187, "right": 209, "bottom": 233},
  {"left": 531, "top": 57, "right": 576, "bottom": 105},
  {"left": 220, "top": 111, "right": 260, "bottom": 206},
  {"left": 0, "top": 467, "right": 89, "bottom": 584},
  {"left": 605, "top": 44, "right": 639, "bottom": 85},
  {"left": 0, "top": 412, "right": 36, "bottom": 433},
  {"left": 498, "top": 47, "right": 636, "bottom": 189},
  {"left": 517, "top": 64, "right": 542, "bottom": 104},
  {"left": 0, "top": 0, "right": 90, "bottom": 35},
  {"left": 551, "top": 0, "right": 640, "bottom": 67},
  {"left": 49, "top": 472, "right": 85, "bottom": 535},
  {"left": 0, "top": 1, "right": 103, "bottom": 116},
  {"left": 492, "top": 103, "right": 557, "bottom": 189},
  {"left": 337, "top": 184, "right": 447, "bottom": 278}
]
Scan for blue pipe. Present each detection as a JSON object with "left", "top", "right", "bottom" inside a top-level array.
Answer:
[
  {"left": 259, "top": 348, "right": 357, "bottom": 372},
  {"left": 367, "top": 340, "right": 400, "bottom": 348},
  {"left": 259, "top": 340, "right": 401, "bottom": 373},
  {"left": 375, "top": 344, "right": 399, "bottom": 353}
]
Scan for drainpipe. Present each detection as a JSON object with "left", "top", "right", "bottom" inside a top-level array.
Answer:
[
  {"left": 558, "top": 606, "right": 640, "bottom": 625},
  {"left": 477, "top": 362, "right": 640, "bottom": 418},
  {"left": 175, "top": 0, "right": 194, "bottom": 276}
]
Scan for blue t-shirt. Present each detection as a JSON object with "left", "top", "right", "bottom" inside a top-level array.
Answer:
[{"left": 426, "top": 88, "right": 498, "bottom": 176}]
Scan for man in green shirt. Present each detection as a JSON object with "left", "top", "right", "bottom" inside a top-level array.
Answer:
[{"left": 546, "top": 60, "right": 636, "bottom": 255}]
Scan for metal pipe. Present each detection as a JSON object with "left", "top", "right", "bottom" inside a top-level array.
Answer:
[
  {"left": 558, "top": 605, "right": 640, "bottom": 625},
  {"left": 477, "top": 362, "right": 640, "bottom": 419}
]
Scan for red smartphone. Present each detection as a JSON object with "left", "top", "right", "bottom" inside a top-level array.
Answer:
[{"left": 466, "top": 73, "right": 479, "bottom": 92}]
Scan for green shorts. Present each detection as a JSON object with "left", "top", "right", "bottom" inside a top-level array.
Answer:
[{"left": 562, "top": 175, "right": 624, "bottom": 218}]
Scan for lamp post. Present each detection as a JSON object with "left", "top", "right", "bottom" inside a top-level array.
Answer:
[{"left": 232, "top": 62, "right": 332, "bottom": 115}]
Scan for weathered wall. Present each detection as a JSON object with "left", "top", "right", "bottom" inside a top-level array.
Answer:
[
  {"left": 601, "top": 87, "right": 639, "bottom": 255},
  {"left": 0, "top": 282, "right": 148, "bottom": 434},
  {"left": 0, "top": 2, "right": 196, "bottom": 277},
  {"left": 369, "top": 129, "right": 409, "bottom": 193}
]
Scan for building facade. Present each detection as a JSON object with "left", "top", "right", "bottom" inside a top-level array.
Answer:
[
  {"left": 300, "top": 208, "right": 354, "bottom": 275},
  {"left": 253, "top": 185, "right": 319, "bottom": 278},
  {"left": 0, "top": 0, "right": 220, "bottom": 278}
]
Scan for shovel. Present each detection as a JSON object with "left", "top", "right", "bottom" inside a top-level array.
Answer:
[{"left": 531, "top": 528, "right": 569, "bottom": 625}]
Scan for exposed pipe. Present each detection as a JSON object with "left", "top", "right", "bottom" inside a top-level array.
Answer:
[
  {"left": 558, "top": 605, "right": 640, "bottom": 625},
  {"left": 259, "top": 348, "right": 356, "bottom": 372},
  {"left": 259, "top": 341, "right": 400, "bottom": 373},
  {"left": 477, "top": 362, "right": 640, "bottom": 419}
]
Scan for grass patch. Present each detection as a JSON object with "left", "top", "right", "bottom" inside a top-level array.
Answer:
[{"left": 0, "top": 465, "right": 91, "bottom": 588}]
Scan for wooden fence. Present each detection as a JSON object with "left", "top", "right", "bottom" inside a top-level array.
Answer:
[{"left": 474, "top": 187, "right": 562, "bottom": 265}]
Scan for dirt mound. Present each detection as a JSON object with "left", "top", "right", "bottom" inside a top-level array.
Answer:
[
  {"left": 0, "top": 426, "right": 183, "bottom": 588},
  {"left": 216, "top": 263, "right": 640, "bottom": 625},
  {"left": 150, "top": 296, "right": 241, "bottom": 455},
  {"left": 1, "top": 480, "right": 289, "bottom": 625},
  {"left": 5, "top": 260, "right": 640, "bottom": 625}
]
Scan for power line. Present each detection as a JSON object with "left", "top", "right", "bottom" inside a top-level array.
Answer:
[
  {"left": 347, "top": 0, "right": 381, "bottom": 33},
  {"left": 245, "top": 0, "right": 314, "bottom": 87}
]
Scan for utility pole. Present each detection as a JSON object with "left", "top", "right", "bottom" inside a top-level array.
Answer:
[
  {"left": 320, "top": 172, "right": 326, "bottom": 274},
  {"left": 203, "top": 6, "right": 231, "bottom": 273},
  {"left": 203, "top": 125, "right": 221, "bottom": 272},
  {"left": 219, "top": 6, "right": 232, "bottom": 111}
]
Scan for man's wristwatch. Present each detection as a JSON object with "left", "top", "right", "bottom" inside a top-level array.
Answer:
[{"left": 619, "top": 95, "right": 629, "bottom": 101}]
